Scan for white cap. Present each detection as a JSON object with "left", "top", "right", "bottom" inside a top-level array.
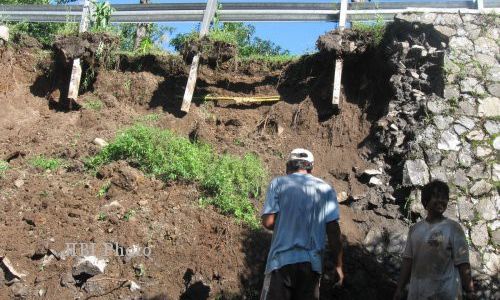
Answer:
[{"left": 288, "top": 148, "right": 314, "bottom": 163}]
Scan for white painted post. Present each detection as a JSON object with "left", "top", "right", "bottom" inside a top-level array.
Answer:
[
  {"left": 332, "top": 0, "right": 348, "bottom": 109},
  {"left": 477, "top": 0, "right": 484, "bottom": 10},
  {"left": 68, "top": 0, "right": 93, "bottom": 104},
  {"left": 181, "top": 0, "right": 218, "bottom": 113}
]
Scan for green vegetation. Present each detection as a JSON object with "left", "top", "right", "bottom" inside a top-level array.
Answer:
[
  {"left": 30, "top": 155, "right": 65, "bottom": 171},
  {"left": 82, "top": 99, "right": 104, "bottom": 111},
  {"left": 86, "top": 124, "right": 267, "bottom": 226},
  {"left": 97, "top": 212, "right": 107, "bottom": 221},
  {"left": 0, "top": 160, "right": 8, "bottom": 178},
  {"left": 123, "top": 209, "right": 136, "bottom": 221},
  {"left": 97, "top": 181, "right": 111, "bottom": 197},
  {"left": 352, "top": 16, "right": 386, "bottom": 46},
  {"left": 171, "top": 14, "right": 291, "bottom": 60}
]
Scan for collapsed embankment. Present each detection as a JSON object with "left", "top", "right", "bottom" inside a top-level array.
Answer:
[{"left": 0, "top": 12, "right": 498, "bottom": 300}]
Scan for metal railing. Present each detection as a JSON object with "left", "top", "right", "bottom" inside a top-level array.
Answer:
[{"left": 1, "top": 1, "right": 499, "bottom": 23}]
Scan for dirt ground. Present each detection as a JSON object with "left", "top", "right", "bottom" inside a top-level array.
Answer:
[{"left": 0, "top": 39, "right": 397, "bottom": 299}]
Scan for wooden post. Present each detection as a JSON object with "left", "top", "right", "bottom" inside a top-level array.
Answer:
[
  {"left": 332, "top": 0, "right": 348, "bottom": 109},
  {"left": 67, "top": 0, "right": 93, "bottom": 105},
  {"left": 180, "top": 0, "right": 218, "bottom": 113}
]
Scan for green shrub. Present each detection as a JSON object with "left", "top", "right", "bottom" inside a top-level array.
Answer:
[
  {"left": 86, "top": 124, "right": 267, "bottom": 225},
  {"left": 30, "top": 155, "right": 65, "bottom": 171},
  {"left": 0, "top": 160, "right": 8, "bottom": 178}
]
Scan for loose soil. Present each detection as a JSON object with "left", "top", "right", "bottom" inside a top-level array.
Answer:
[{"left": 0, "top": 36, "right": 397, "bottom": 300}]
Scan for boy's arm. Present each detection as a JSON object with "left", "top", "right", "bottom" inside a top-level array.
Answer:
[
  {"left": 393, "top": 258, "right": 412, "bottom": 300},
  {"left": 458, "top": 263, "right": 474, "bottom": 299},
  {"left": 326, "top": 220, "right": 344, "bottom": 286}
]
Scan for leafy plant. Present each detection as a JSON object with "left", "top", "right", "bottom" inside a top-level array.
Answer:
[
  {"left": 86, "top": 124, "right": 267, "bottom": 226},
  {"left": 97, "top": 212, "right": 107, "bottom": 221},
  {"left": 97, "top": 181, "right": 111, "bottom": 197},
  {"left": 91, "top": 1, "right": 114, "bottom": 32},
  {"left": 0, "top": 160, "right": 8, "bottom": 178},
  {"left": 123, "top": 209, "right": 136, "bottom": 221},
  {"left": 30, "top": 155, "right": 65, "bottom": 171}
]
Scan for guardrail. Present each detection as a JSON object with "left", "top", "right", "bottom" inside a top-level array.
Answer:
[{"left": 1, "top": 1, "right": 499, "bottom": 23}]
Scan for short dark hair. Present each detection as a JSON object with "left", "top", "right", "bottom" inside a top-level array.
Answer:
[
  {"left": 421, "top": 180, "right": 449, "bottom": 208},
  {"left": 286, "top": 160, "right": 313, "bottom": 174}
]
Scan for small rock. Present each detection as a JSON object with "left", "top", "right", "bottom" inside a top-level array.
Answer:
[
  {"left": 453, "top": 124, "right": 467, "bottom": 136},
  {"left": 337, "top": 191, "right": 348, "bottom": 203},
  {"left": 93, "top": 138, "right": 109, "bottom": 148},
  {"left": 277, "top": 125, "right": 284, "bottom": 136},
  {"left": 491, "top": 228, "right": 500, "bottom": 246},
  {"left": 369, "top": 177, "right": 383, "bottom": 186},
  {"left": 493, "top": 136, "right": 500, "bottom": 150},
  {"left": 14, "top": 179, "right": 24, "bottom": 188},
  {"left": 457, "top": 197, "right": 474, "bottom": 221},
  {"left": 454, "top": 169, "right": 469, "bottom": 188},
  {"left": 478, "top": 97, "right": 500, "bottom": 117},
  {"left": 458, "top": 149, "right": 473, "bottom": 168},
  {"left": 468, "top": 164, "right": 490, "bottom": 180},
  {"left": 424, "top": 148, "right": 441, "bottom": 166},
  {"left": 460, "top": 78, "right": 485, "bottom": 95},
  {"left": 433, "top": 115, "right": 453, "bottom": 130},
  {"left": 492, "top": 164, "right": 500, "bottom": 181},
  {"left": 403, "top": 160, "right": 429, "bottom": 186},
  {"left": 0, "top": 26, "right": 8, "bottom": 42},
  {"left": 455, "top": 116, "right": 475, "bottom": 130},
  {"left": 363, "top": 169, "right": 382, "bottom": 176},
  {"left": 476, "top": 146, "right": 492, "bottom": 157},
  {"left": 38, "top": 289, "right": 45, "bottom": 297},
  {"left": 476, "top": 197, "right": 497, "bottom": 221},
  {"left": 430, "top": 167, "right": 448, "bottom": 182},
  {"left": 483, "top": 252, "right": 500, "bottom": 277},
  {"left": 72, "top": 256, "right": 107, "bottom": 278},
  {"left": 441, "top": 152, "right": 458, "bottom": 169},
  {"left": 10, "top": 282, "right": 28, "bottom": 299},
  {"left": 438, "top": 130, "right": 461, "bottom": 151},
  {"left": 127, "top": 280, "right": 141, "bottom": 292},
  {"left": 427, "top": 99, "right": 449, "bottom": 114},
  {"left": 104, "top": 200, "right": 123, "bottom": 209},
  {"left": 470, "top": 180, "right": 492, "bottom": 197},
  {"left": 471, "top": 223, "right": 489, "bottom": 248},
  {"left": 410, "top": 71, "right": 419, "bottom": 79},
  {"left": 466, "top": 130, "right": 485, "bottom": 141},
  {"left": 487, "top": 82, "right": 500, "bottom": 98},
  {"left": 484, "top": 120, "right": 500, "bottom": 135}
]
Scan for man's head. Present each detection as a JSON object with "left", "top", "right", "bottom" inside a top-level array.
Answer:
[
  {"left": 286, "top": 148, "right": 314, "bottom": 174},
  {"left": 421, "top": 180, "right": 450, "bottom": 215}
]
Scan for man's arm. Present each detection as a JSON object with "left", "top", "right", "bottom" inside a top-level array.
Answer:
[
  {"left": 458, "top": 263, "right": 474, "bottom": 299},
  {"left": 393, "top": 258, "right": 412, "bottom": 300},
  {"left": 262, "top": 213, "right": 276, "bottom": 230},
  {"left": 326, "top": 220, "right": 344, "bottom": 286}
]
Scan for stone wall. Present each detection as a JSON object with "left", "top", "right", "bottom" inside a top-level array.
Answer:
[{"left": 364, "top": 12, "right": 499, "bottom": 298}]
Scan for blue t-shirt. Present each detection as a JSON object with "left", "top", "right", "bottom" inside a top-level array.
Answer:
[{"left": 261, "top": 173, "right": 340, "bottom": 274}]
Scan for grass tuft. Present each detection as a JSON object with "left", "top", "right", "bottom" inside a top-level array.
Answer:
[
  {"left": 0, "top": 160, "right": 8, "bottom": 178},
  {"left": 85, "top": 124, "right": 267, "bottom": 226},
  {"left": 82, "top": 99, "right": 104, "bottom": 111},
  {"left": 30, "top": 155, "right": 65, "bottom": 171}
]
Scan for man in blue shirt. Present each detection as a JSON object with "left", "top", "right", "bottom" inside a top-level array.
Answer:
[{"left": 260, "top": 148, "right": 344, "bottom": 300}]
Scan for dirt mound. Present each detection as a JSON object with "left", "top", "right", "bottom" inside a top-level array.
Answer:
[
  {"left": 0, "top": 36, "right": 399, "bottom": 299},
  {"left": 317, "top": 29, "right": 379, "bottom": 57}
]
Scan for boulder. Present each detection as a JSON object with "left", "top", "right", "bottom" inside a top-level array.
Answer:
[
  {"left": 438, "top": 130, "right": 461, "bottom": 151},
  {"left": 470, "top": 180, "right": 492, "bottom": 197},
  {"left": 0, "top": 26, "right": 8, "bottom": 43},
  {"left": 403, "top": 160, "right": 429, "bottom": 186},
  {"left": 471, "top": 223, "right": 489, "bottom": 248},
  {"left": 478, "top": 97, "right": 500, "bottom": 117}
]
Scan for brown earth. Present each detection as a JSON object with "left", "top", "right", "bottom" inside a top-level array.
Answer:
[{"left": 0, "top": 38, "right": 397, "bottom": 300}]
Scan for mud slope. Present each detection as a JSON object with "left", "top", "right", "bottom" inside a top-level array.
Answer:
[{"left": 0, "top": 38, "right": 397, "bottom": 300}]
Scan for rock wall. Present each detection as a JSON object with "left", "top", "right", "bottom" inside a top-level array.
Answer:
[{"left": 369, "top": 12, "right": 499, "bottom": 298}]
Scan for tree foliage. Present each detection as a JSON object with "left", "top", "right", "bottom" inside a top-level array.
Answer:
[{"left": 170, "top": 22, "right": 290, "bottom": 57}]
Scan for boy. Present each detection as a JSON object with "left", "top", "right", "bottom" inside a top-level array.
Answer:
[{"left": 394, "top": 180, "right": 475, "bottom": 300}]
